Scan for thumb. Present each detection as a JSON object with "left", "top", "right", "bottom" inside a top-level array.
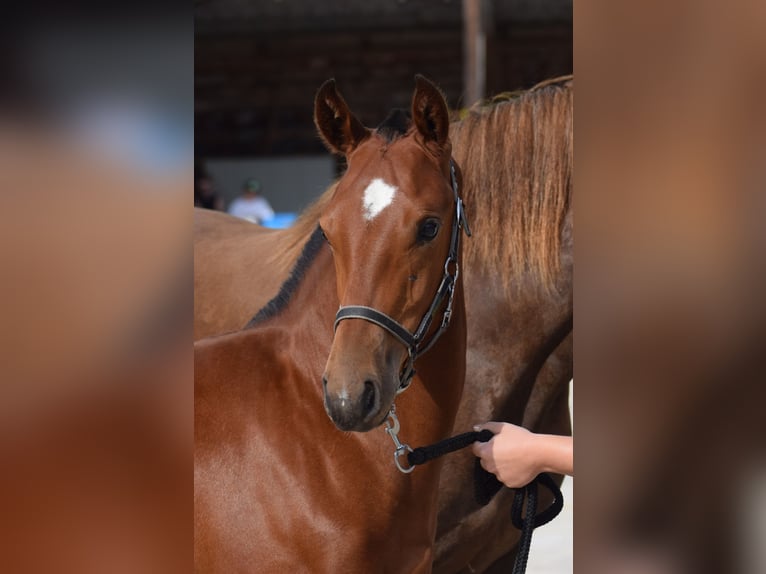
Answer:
[{"left": 473, "top": 421, "right": 505, "bottom": 434}]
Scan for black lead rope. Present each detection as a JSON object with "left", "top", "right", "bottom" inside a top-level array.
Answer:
[{"left": 406, "top": 430, "right": 564, "bottom": 574}]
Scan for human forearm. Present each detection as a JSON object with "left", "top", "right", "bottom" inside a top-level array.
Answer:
[{"left": 534, "top": 433, "right": 573, "bottom": 477}]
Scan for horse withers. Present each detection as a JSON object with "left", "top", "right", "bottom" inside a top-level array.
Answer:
[{"left": 195, "top": 76, "right": 471, "bottom": 572}]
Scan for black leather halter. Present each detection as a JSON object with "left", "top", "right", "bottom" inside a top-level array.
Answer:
[{"left": 333, "top": 160, "right": 472, "bottom": 393}]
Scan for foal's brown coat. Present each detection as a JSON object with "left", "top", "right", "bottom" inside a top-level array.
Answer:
[
  {"left": 195, "top": 77, "right": 467, "bottom": 572},
  {"left": 195, "top": 250, "right": 465, "bottom": 572},
  {"left": 194, "top": 77, "right": 573, "bottom": 573}
]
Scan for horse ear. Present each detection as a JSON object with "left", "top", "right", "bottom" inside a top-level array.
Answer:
[
  {"left": 314, "top": 79, "right": 370, "bottom": 156},
  {"left": 411, "top": 75, "right": 450, "bottom": 148}
]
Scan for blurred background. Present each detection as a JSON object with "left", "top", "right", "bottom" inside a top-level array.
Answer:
[{"left": 194, "top": 0, "right": 572, "bottom": 221}]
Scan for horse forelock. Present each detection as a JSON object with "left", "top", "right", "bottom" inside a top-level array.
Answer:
[
  {"left": 375, "top": 108, "right": 411, "bottom": 143},
  {"left": 451, "top": 77, "right": 573, "bottom": 296}
]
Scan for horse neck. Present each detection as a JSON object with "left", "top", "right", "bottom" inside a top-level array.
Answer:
[
  {"left": 450, "top": 84, "right": 573, "bottom": 426},
  {"left": 397, "top": 277, "right": 467, "bottom": 444},
  {"left": 462, "top": 263, "right": 571, "bottom": 423},
  {"left": 261, "top": 244, "right": 338, "bottom": 379},
  {"left": 465, "top": 257, "right": 571, "bottom": 330}
]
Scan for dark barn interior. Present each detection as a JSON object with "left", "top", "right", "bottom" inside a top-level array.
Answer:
[{"left": 195, "top": 0, "right": 572, "bottom": 212}]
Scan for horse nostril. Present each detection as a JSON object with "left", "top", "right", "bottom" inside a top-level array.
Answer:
[
  {"left": 322, "top": 376, "right": 328, "bottom": 390},
  {"left": 361, "top": 380, "right": 377, "bottom": 418}
]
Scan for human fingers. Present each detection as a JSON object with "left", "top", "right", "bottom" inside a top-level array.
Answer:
[
  {"left": 473, "top": 421, "right": 505, "bottom": 434},
  {"left": 478, "top": 454, "right": 496, "bottom": 474},
  {"left": 471, "top": 439, "right": 489, "bottom": 458}
]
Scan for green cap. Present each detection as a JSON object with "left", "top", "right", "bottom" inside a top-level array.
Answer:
[{"left": 244, "top": 178, "right": 261, "bottom": 193}]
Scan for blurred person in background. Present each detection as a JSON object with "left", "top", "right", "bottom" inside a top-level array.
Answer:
[
  {"left": 194, "top": 174, "right": 224, "bottom": 211},
  {"left": 227, "top": 178, "right": 274, "bottom": 224}
]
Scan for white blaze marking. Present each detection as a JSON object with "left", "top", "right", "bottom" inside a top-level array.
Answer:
[{"left": 362, "top": 178, "right": 397, "bottom": 221}]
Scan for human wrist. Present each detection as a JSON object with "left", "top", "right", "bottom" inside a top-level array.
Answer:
[{"left": 535, "top": 434, "right": 573, "bottom": 477}]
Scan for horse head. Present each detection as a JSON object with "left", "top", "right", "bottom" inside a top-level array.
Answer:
[{"left": 315, "top": 76, "right": 464, "bottom": 432}]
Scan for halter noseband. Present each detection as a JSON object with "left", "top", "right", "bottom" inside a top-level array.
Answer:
[{"left": 333, "top": 160, "right": 471, "bottom": 394}]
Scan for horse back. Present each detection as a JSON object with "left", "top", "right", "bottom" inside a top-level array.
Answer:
[{"left": 194, "top": 209, "right": 289, "bottom": 339}]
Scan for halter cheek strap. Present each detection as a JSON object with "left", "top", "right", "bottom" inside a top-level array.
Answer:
[{"left": 333, "top": 160, "right": 471, "bottom": 393}]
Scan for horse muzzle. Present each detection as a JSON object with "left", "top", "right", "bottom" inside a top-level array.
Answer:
[{"left": 322, "top": 373, "right": 385, "bottom": 432}]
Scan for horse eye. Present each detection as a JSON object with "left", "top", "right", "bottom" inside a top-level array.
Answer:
[{"left": 417, "top": 219, "right": 441, "bottom": 242}]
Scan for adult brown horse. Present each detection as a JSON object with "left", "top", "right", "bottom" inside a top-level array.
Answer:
[
  {"left": 194, "top": 77, "right": 573, "bottom": 572},
  {"left": 434, "top": 77, "right": 572, "bottom": 573},
  {"left": 195, "top": 76, "right": 472, "bottom": 572}
]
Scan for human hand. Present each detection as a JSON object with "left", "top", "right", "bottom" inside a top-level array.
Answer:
[{"left": 471, "top": 422, "right": 573, "bottom": 488}]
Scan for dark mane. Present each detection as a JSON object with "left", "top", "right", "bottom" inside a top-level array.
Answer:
[
  {"left": 376, "top": 108, "right": 410, "bottom": 142},
  {"left": 246, "top": 225, "right": 326, "bottom": 327}
]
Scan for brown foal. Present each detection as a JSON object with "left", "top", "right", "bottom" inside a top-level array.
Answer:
[{"left": 195, "top": 76, "right": 469, "bottom": 572}]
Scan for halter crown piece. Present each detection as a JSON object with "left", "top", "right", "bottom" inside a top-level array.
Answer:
[{"left": 333, "top": 159, "right": 471, "bottom": 395}]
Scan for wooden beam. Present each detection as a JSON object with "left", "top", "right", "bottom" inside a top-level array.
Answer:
[{"left": 462, "top": 0, "right": 486, "bottom": 106}]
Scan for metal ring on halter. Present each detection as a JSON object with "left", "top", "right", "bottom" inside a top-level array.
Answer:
[
  {"left": 444, "top": 256, "right": 458, "bottom": 278},
  {"left": 394, "top": 445, "right": 415, "bottom": 474}
]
